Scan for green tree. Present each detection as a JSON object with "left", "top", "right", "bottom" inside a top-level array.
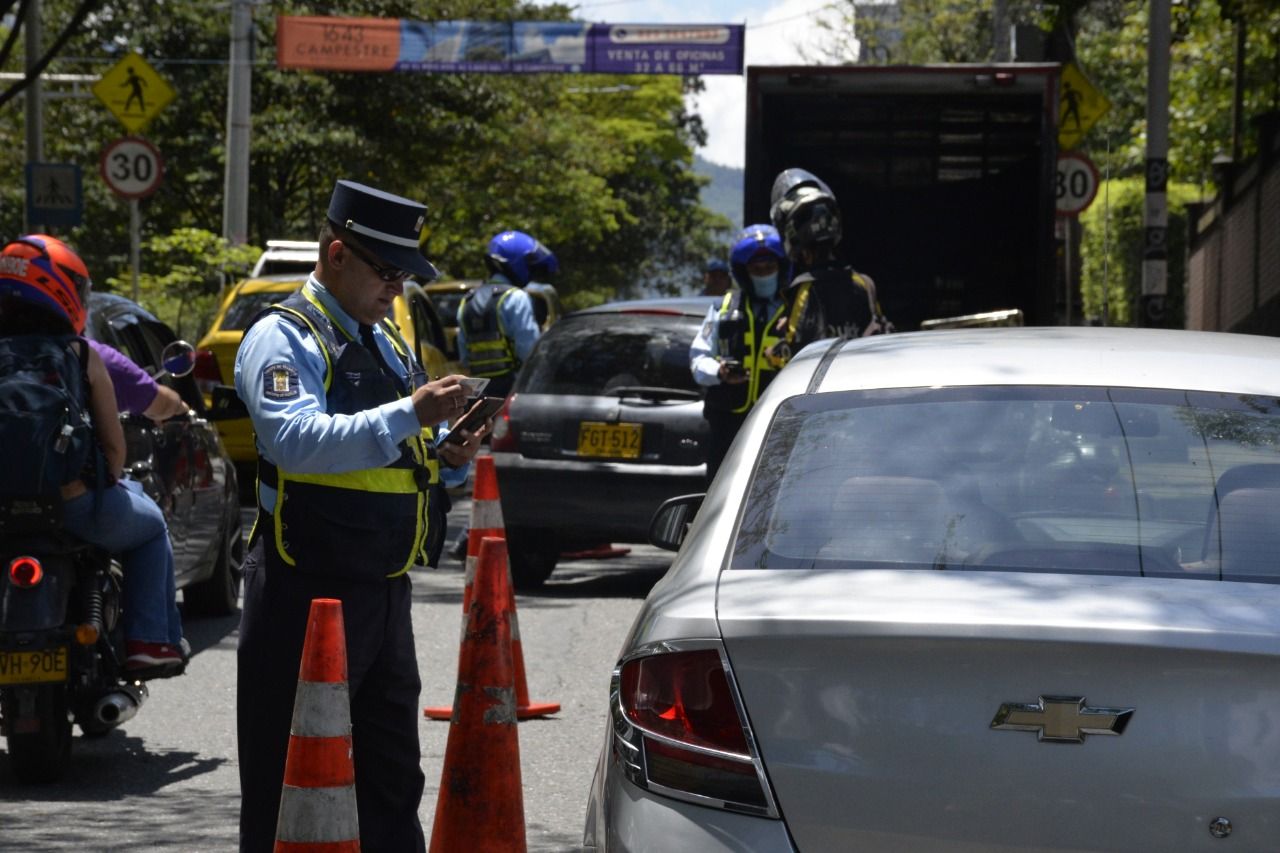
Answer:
[{"left": 2, "top": 0, "right": 727, "bottom": 328}]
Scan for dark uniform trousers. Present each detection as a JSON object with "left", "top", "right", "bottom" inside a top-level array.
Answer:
[{"left": 237, "top": 534, "right": 427, "bottom": 853}]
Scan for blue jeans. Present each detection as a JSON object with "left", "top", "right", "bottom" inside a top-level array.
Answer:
[{"left": 62, "top": 479, "right": 182, "bottom": 645}]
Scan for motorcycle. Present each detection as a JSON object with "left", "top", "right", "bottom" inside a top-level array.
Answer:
[
  {"left": 0, "top": 501, "right": 149, "bottom": 783},
  {"left": 0, "top": 340, "right": 198, "bottom": 783}
]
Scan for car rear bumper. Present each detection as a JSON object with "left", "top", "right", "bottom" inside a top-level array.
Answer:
[
  {"left": 492, "top": 452, "right": 705, "bottom": 543},
  {"left": 584, "top": 740, "right": 794, "bottom": 853}
]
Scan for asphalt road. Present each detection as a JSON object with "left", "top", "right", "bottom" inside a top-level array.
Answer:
[{"left": 0, "top": 495, "right": 671, "bottom": 852}]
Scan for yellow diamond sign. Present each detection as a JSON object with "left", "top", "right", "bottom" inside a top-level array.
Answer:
[
  {"left": 1058, "top": 62, "right": 1111, "bottom": 150},
  {"left": 92, "top": 54, "right": 175, "bottom": 133}
]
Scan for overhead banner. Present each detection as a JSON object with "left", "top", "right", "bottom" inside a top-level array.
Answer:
[{"left": 276, "top": 16, "right": 744, "bottom": 76}]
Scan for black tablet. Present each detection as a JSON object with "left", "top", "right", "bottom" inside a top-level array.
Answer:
[{"left": 441, "top": 395, "right": 505, "bottom": 443}]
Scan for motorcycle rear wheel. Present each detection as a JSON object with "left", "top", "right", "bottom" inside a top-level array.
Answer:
[{"left": 2, "top": 684, "right": 72, "bottom": 783}]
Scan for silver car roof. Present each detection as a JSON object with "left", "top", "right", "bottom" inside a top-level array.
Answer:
[{"left": 775, "top": 327, "right": 1280, "bottom": 398}]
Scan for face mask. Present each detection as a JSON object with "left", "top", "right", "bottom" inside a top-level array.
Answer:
[{"left": 750, "top": 272, "right": 778, "bottom": 299}]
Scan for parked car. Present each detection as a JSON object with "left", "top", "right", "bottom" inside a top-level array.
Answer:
[
  {"left": 425, "top": 278, "right": 563, "bottom": 361},
  {"left": 250, "top": 239, "right": 319, "bottom": 278},
  {"left": 585, "top": 326, "right": 1280, "bottom": 852},
  {"left": 194, "top": 276, "right": 457, "bottom": 485},
  {"left": 86, "top": 292, "right": 244, "bottom": 616},
  {"left": 492, "top": 297, "right": 715, "bottom": 588}
]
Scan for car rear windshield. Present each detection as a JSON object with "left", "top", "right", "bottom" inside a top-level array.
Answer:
[
  {"left": 734, "top": 386, "right": 1280, "bottom": 583},
  {"left": 517, "top": 312, "right": 702, "bottom": 396},
  {"left": 221, "top": 291, "right": 294, "bottom": 331}
]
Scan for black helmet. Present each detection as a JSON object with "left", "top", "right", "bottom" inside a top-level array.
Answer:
[{"left": 769, "top": 168, "right": 842, "bottom": 257}]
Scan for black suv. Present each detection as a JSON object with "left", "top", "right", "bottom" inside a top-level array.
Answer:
[{"left": 491, "top": 297, "right": 715, "bottom": 588}]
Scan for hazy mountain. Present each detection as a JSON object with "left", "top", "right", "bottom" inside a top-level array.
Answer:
[{"left": 694, "top": 155, "right": 744, "bottom": 231}]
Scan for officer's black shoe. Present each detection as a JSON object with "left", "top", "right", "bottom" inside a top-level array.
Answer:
[{"left": 448, "top": 536, "right": 468, "bottom": 561}]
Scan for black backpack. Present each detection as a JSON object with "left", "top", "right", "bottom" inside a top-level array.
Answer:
[{"left": 0, "top": 334, "right": 96, "bottom": 500}]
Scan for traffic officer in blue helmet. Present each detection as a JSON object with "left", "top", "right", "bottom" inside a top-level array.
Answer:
[
  {"left": 456, "top": 229, "right": 556, "bottom": 400},
  {"left": 689, "top": 223, "right": 790, "bottom": 484},
  {"left": 234, "top": 179, "right": 487, "bottom": 853}
]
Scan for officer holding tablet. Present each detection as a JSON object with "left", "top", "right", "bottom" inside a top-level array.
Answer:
[{"left": 234, "top": 179, "right": 489, "bottom": 852}]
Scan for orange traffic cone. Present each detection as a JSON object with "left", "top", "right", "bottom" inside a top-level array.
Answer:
[
  {"left": 424, "top": 456, "right": 560, "bottom": 720},
  {"left": 274, "top": 598, "right": 359, "bottom": 853},
  {"left": 429, "top": 537, "right": 526, "bottom": 853}
]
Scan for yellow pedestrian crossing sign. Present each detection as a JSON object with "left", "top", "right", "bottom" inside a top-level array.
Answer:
[
  {"left": 1058, "top": 62, "right": 1111, "bottom": 150},
  {"left": 92, "top": 53, "right": 175, "bottom": 133}
]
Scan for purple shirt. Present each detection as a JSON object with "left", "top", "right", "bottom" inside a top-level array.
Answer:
[{"left": 88, "top": 339, "right": 158, "bottom": 415}]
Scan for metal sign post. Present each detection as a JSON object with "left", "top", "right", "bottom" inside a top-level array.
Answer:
[
  {"left": 130, "top": 198, "right": 141, "bottom": 303},
  {"left": 100, "top": 137, "right": 165, "bottom": 303}
]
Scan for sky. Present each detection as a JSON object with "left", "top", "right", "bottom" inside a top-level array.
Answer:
[{"left": 533, "top": 0, "right": 848, "bottom": 168}]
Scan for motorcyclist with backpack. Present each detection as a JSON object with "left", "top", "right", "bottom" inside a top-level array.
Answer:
[{"left": 0, "top": 235, "right": 184, "bottom": 676}]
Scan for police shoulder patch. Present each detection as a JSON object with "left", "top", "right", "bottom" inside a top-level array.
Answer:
[{"left": 262, "top": 363, "right": 300, "bottom": 400}]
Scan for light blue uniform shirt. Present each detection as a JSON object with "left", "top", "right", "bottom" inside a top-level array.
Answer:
[
  {"left": 454, "top": 273, "right": 542, "bottom": 369},
  {"left": 234, "top": 275, "right": 468, "bottom": 512},
  {"left": 689, "top": 293, "right": 785, "bottom": 386}
]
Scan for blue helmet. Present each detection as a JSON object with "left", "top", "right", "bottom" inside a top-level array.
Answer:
[
  {"left": 485, "top": 230, "right": 558, "bottom": 287},
  {"left": 729, "top": 224, "right": 789, "bottom": 295}
]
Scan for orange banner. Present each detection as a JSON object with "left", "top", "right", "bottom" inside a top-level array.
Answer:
[{"left": 276, "top": 16, "right": 401, "bottom": 72}]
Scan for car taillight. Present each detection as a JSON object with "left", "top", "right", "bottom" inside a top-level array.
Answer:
[
  {"left": 193, "top": 349, "right": 223, "bottom": 397},
  {"left": 611, "top": 644, "right": 778, "bottom": 817},
  {"left": 489, "top": 395, "right": 517, "bottom": 452},
  {"left": 8, "top": 556, "right": 43, "bottom": 588}
]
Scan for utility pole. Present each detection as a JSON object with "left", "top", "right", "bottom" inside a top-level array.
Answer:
[
  {"left": 24, "top": 0, "right": 44, "bottom": 232},
  {"left": 223, "top": 0, "right": 252, "bottom": 245},
  {"left": 992, "top": 0, "right": 1010, "bottom": 63},
  {"left": 1141, "top": 0, "right": 1170, "bottom": 327}
]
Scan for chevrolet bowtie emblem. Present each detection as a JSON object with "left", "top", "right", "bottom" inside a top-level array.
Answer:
[{"left": 990, "top": 695, "right": 1133, "bottom": 743}]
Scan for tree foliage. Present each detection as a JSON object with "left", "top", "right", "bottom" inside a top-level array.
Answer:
[{"left": 2, "top": 0, "right": 729, "bottom": 331}]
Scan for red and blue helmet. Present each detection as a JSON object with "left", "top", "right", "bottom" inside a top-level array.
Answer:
[
  {"left": 485, "top": 230, "right": 558, "bottom": 287},
  {"left": 729, "top": 224, "right": 789, "bottom": 294},
  {"left": 0, "top": 234, "right": 92, "bottom": 334}
]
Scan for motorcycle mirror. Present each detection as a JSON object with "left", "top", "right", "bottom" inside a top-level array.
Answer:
[{"left": 158, "top": 340, "right": 196, "bottom": 379}]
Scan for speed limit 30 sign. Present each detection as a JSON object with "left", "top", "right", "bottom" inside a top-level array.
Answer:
[
  {"left": 100, "top": 136, "right": 164, "bottom": 199},
  {"left": 1056, "top": 152, "right": 1100, "bottom": 217}
]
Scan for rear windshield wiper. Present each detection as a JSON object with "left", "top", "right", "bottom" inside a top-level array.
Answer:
[{"left": 606, "top": 385, "right": 701, "bottom": 402}]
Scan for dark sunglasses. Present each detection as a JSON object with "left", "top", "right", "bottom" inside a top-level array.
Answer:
[{"left": 344, "top": 240, "right": 409, "bottom": 282}]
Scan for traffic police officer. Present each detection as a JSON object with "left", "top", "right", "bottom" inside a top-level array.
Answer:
[
  {"left": 455, "top": 229, "right": 556, "bottom": 400},
  {"left": 235, "top": 180, "right": 484, "bottom": 853},
  {"left": 690, "top": 224, "right": 789, "bottom": 484}
]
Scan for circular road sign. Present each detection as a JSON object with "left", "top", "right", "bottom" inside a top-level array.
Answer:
[
  {"left": 100, "top": 137, "right": 164, "bottom": 199},
  {"left": 1056, "top": 152, "right": 1100, "bottom": 217}
]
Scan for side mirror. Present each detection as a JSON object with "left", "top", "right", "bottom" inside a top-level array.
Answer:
[
  {"left": 159, "top": 340, "right": 196, "bottom": 379},
  {"left": 207, "top": 384, "right": 249, "bottom": 421},
  {"left": 648, "top": 493, "right": 705, "bottom": 552}
]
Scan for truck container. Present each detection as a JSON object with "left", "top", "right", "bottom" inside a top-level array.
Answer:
[{"left": 744, "top": 64, "right": 1061, "bottom": 330}]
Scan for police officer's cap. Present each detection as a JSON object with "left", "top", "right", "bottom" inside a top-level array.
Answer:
[{"left": 327, "top": 180, "right": 439, "bottom": 281}]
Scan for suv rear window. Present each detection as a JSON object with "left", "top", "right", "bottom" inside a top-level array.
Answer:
[
  {"left": 734, "top": 386, "right": 1280, "bottom": 583},
  {"left": 517, "top": 312, "right": 702, "bottom": 396}
]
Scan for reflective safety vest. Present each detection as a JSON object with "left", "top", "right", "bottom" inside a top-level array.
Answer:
[
  {"left": 459, "top": 282, "right": 520, "bottom": 379},
  {"left": 251, "top": 291, "right": 439, "bottom": 580},
  {"left": 782, "top": 268, "right": 886, "bottom": 358},
  {"left": 705, "top": 290, "right": 786, "bottom": 415}
]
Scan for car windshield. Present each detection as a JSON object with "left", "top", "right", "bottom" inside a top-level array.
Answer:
[
  {"left": 734, "top": 386, "right": 1280, "bottom": 583},
  {"left": 517, "top": 312, "right": 702, "bottom": 396},
  {"left": 221, "top": 291, "right": 294, "bottom": 331}
]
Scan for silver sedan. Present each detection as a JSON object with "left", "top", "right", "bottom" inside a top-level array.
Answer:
[{"left": 585, "top": 327, "right": 1280, "bottom": 852}]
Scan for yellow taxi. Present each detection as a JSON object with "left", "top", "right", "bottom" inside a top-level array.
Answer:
[
  {"left": 194, "top": 275, "right": 459, "bottom": 470},
  {"left": 424, "top": 279, "right": 562, "bottom": 360}
]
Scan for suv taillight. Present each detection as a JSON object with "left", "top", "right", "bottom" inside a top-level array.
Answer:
[
  {"left": 489, "top": 395, "right": 517, "bottom": 452},
  {"left": 611, "top": 644, "right": 778, "bottom": 817},
  {"left": 194, "top": 349, "right": 223, "bottom": 398},
  {"left": 8, "top": 556, "right": 43, "bottom": 588}
]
